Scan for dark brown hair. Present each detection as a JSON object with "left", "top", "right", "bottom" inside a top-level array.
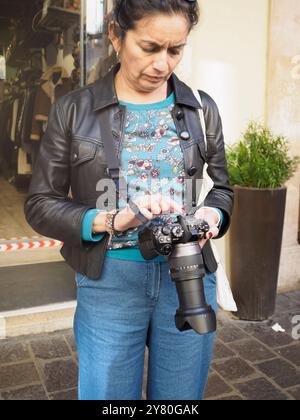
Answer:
[{"left": 112, "top": 0, "right": 200, "bottom": 39}]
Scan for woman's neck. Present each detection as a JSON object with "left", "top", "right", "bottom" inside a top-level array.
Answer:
[{"left": 114, "top": 69, "right": 171, "bottom": 104}]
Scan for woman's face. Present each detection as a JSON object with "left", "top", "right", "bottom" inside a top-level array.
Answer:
[{"left": 110, "top": 13, "right": 190, "bottom": 93}]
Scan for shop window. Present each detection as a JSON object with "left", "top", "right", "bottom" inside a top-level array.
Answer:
[
  {"left": 81, "top": 0, "right": 114, "bottom": 85},
  {"left": 0, "top": 0, "right": 114, "bottom": 242},
  {"left": 0, "top": 0, "right": 83, "bottom": 239}
]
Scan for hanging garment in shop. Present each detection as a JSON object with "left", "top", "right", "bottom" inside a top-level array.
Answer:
[
  {"left": 30, "top": 66, "right": 72, "bottom": 142},
  {"left": 0, "top": 99, "right": 15, "bottom": 175},
  {"left": 16, "top": 87, "right": 29, "bottom": 148},
  {"left": 17, "top": 147, "right": 32, "bottom": 175},
  {"left": 0, "top": 80, "right": 4, "bottom": 102},
  {"left": 20, "top": 86, "right": 38, "bottom": 153},
  {"left": 10, "top": 98, "right": 20, "bottom": 142}
]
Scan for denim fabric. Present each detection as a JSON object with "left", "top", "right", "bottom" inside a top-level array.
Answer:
[{"left": 74, "top": 256, "right": 217, "bottom": 400}]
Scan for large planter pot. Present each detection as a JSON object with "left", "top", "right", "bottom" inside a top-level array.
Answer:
[{"left": 229, "top": 186, "right": 287, "bottom": 321}]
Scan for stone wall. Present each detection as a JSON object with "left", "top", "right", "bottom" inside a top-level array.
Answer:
[{"left": 266, "top": 0, "right": 300, "bottom": 291}]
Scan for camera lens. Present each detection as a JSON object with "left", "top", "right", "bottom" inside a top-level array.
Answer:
[
  {"left": 138, "top": 217, "right": 216, "bottom": 336},
  {"left": 168, "top": 242, "right": 216, "bottom": 335}
]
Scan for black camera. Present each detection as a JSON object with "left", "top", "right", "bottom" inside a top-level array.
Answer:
[{"left": 138, "top": 215, "right": 217, "bottom": 335}]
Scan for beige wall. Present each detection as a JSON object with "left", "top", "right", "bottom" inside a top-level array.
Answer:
[
  {"left": 176, "top": 0, "right": 270, "bottom": 276},
  {"left": 177, "top": 0, "right": 270, "bottom": 144},
  {"left": 266, "top": 0, "right": 300, "bottom": 291},
  {"left": 177, "top": 0, "right": 300, "bottom": 291}
]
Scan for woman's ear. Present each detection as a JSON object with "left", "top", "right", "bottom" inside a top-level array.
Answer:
[{"left": 108, "top": 21, "right": 122, "bottom": 54}]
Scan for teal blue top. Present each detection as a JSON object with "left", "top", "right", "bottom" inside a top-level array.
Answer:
[{"left": 81, "top": 92, "right": 223, "bottom": 262}]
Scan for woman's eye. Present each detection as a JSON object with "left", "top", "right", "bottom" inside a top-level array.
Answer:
[
  {"left": 142, "top": 48, "right": 181, "bottom": 55},
  {"left": 169, "top": 49, "right": 181, "bottom": 56},
  {"left": 143, "top": 48, "right": 155, "bottom": 53}
]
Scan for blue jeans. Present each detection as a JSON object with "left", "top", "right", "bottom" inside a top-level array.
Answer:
[{"left": 74, "top": 256, "right": 217, "bottom": 400}]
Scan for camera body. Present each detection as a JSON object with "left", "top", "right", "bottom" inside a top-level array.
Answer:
[
  {"left": 138, "top": 215, "right": 217, "bottom": 336},
  {"left": 138, "top": 215, "right": 210, "bottom": 260}
]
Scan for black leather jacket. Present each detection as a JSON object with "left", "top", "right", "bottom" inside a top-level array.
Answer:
[{"left": 24, "top": 63, "right": 234, "bottom": 280}]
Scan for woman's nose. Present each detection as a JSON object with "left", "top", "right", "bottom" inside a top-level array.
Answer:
[{"left": 152, "top": 52, "right": 169, "bottom": 73}]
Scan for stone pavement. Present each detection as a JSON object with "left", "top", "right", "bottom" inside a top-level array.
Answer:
[{"left": 0, "top": 291, "right": 299, "bottom": 400}]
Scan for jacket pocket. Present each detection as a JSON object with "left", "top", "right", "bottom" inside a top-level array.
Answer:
[
  {"left": 70, "top": 139, "right": 100, "bottom": 202},
  {"left": 70, "top": 139, "right": 97, "bottom": 167}
]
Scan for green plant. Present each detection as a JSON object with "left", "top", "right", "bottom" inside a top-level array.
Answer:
[{"left": 226, "top": 122, "right": 300, "bottom": 188}]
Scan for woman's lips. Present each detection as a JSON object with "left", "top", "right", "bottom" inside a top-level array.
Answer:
[{"left": 145, "top": 75, "right": 165, "bottom": 81}]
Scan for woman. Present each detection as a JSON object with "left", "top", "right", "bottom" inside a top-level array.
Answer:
[{"left": 25, "top": 0, "right": 233, "bottom": 400}]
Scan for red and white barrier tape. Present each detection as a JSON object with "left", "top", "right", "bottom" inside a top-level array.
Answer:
[{"left": 0, "top": 237, "right": 63, "bottom": 252}]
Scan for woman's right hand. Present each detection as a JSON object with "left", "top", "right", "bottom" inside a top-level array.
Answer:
[{"left": 113, "top": 194, "right": 184, "bottom": 232}]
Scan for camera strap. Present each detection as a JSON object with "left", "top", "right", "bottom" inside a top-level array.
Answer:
[
  {"left": 192, "top": 89, "right": 208, "bottom": 155},
  {"left": 98, "top": 107, "right": 149, "bottom": 224}
]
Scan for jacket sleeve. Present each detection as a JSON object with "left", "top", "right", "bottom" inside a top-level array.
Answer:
[
  {"left": 200, "top": 91, "right": 234, "bottom": 239},
  {"left": 24, "top": 99, "right": 93, "bottom": 246}
]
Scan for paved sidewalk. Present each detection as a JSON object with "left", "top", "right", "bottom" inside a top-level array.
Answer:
[
  {"left": 205, "top": 291, "right": 300, "bottom": 400},
  {"left": 0, "top": 291, "right": 299, "bottom": 400}
]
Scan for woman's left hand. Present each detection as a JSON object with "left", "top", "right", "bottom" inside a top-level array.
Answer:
[{"left": 194, "top": 207, "right": 220, "bottom": 249}]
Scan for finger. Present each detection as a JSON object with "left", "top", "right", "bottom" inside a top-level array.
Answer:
[
  {"left": 139, "top": 207, "right": 155, "bottom": 221},
  {"left": 137, "top": 195, "right": 160, "bottom": 214},
  {"left": 148, "top": 194, "right": 163, "bottom": 213},
  {"left": 170, "top": 200, "right": 185, "bottom": 215},
  {"left": 135, "top": 194, "right": 151, "bottom": 209},
  {"left": 206, "top": 226, "right": 219, "bottom": 239},
  {"left": 159, "top": 199, "right": 170, "bottom": 213},
  {"left": 194, "top": 208, "right": 205, "bottom": 219},
  {"left": 150, "top": 198, "right": 162, "bottom": 216},
  {"left": 160, "top": 197, "right": 184, "bottom": 215}
]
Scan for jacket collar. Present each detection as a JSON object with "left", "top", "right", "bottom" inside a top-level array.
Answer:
[{"left": 92, "top": 62, "right": 202, "bottom": 111}]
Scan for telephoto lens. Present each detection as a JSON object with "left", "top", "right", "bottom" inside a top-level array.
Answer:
[
  {"left": 138, "top": 215, "right": 216, "bottom": 335},
  {"left": 168, "top": 241, "right": 216, "bottom": 335}
]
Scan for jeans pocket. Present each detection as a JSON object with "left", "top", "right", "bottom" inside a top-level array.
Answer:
[{"left": 75, "top": 272, "right": 88, "bottom": 288}]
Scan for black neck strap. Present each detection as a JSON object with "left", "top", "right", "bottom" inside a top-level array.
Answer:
[{"left": 98, "top": 107, "right": 149, "bottom": 224}]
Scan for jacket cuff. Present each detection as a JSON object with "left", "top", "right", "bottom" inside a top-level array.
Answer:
[
  {"left": 215, "top": 208, "right": 224, "bottom": 229},
  {"left": 82, "top": 209, "right": 105, "bottom": 242}
]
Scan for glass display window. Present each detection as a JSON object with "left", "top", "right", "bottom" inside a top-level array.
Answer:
[{"left": 81, "top": 0, "right": 116, "bottom": 85}]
